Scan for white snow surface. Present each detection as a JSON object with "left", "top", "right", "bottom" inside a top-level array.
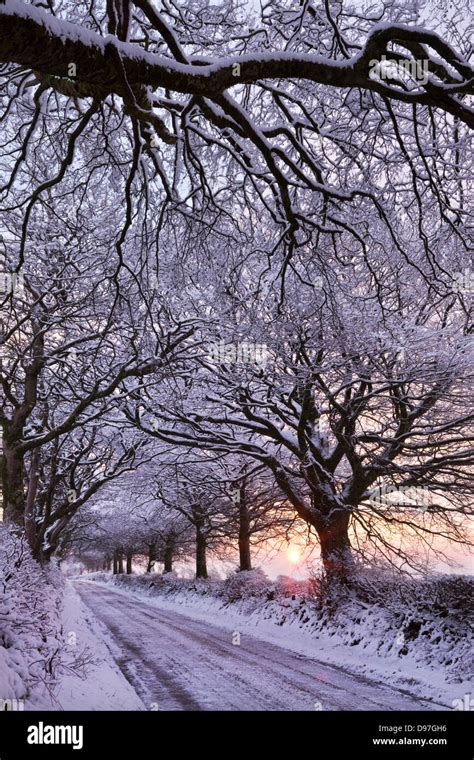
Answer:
[
  {"left": 2, "top": 517, "right": 471, "bottom": 711},
  {"left": 74, "top": 579, "right": 435, "bottom": 711},
  {"left": 0, "top": 526, "right": 142, "bottom": 710},
  {"left": 77, "top": 570, "right": 473, "bottom": 710},
  {"left": 54, "top": 582, "right": 145, "bottom": 711}
]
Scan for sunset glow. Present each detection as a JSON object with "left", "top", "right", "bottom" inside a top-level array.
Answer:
[{"left": 287, "top": 546, "right": 301, "bottom": 564}]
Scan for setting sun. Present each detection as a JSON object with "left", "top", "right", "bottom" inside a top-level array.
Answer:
[{"left": 287, "top": 546, "right": 301, "bottom": 564}]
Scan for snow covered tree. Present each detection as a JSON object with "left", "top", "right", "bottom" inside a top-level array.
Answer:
[
  {"left": 130, "top": 238, "right": 473, "bottom": 581},
  {"left": 1, "top": 0, "right": 472, "bottom": 581},
  {"left": 188, "top": 455, "right": 297, "bottom": 573},
  {"left": 154, "top": 460, "right": 228, "bottom": 580},
  {"left": 0, "top": 0, "right": 472, "bottom": 287},
  {"left": 0, "top": 199, "right": 196, "bottom": 553}
]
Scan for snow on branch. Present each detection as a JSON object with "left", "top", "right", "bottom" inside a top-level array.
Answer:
[{"left": 0, "top": 2, "right": 472, "bottom": 127}]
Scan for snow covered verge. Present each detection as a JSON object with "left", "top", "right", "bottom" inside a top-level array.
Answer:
[
  {"left": 0, "top": 526, "right": 143, "bottom": 710},
  {"left": 55, "top": 582, "right": 144, "bottom": 709},
  {"left": 86, "top": 568, "right": 473, "bottom": 707}
]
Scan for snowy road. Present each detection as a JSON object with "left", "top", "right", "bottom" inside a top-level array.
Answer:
[{"left": 76, "top": 581, "right": 441, "bottom": 712}]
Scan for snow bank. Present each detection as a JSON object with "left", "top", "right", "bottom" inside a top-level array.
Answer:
[
  {"left": 87, "top": 568, "right": 473, "bottom": 704},
  {"left": 54, "top": 582, "right": 144, "bottom": 710},
  {"left": 0, "top": 526, "right": 68, "bottom": 708},
  {"left": 0, "top": 526, "right": 142, "bottom": 710}
]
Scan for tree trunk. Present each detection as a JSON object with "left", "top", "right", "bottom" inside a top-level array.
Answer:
[
  {"left": 317, "top": 512, "right": 354, "bottom": 583},
  {"left": 31, "top": 512, "right": 70, "bottom": 564},
  {"left": 24, "top": 448, "right": 40, "bottom": 549},
  {"left": 113, "top": 549, "right": 124, "bottom": 574},
  {"left": 126, "top": 552, "right": 133, "bottom": 574},
  {"left": 163, "top": 540, "right": 173, "bottom": 574},
  {"left": 1, "top": 442, "right": 26, "bottom": 527},
  {"left": 113, "top": 551, "right": 119, "bottom": 575},
  {"left": 195, "top": 526, "right": 208, "bottom": 579},
  {"left": 146, "top": 543, "right": 156, "bottom": 573},
  {"left": 238, "top": 497, "right": 252, "bottom": 572}
]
